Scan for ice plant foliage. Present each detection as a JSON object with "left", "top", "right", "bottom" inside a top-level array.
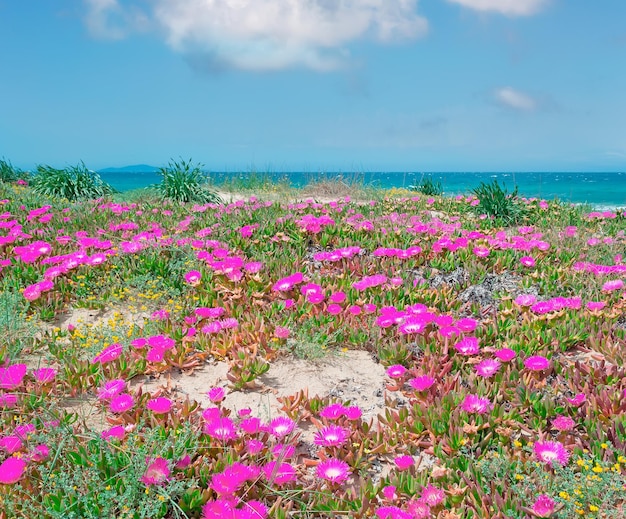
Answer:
[{"left": 1, "top": 179, "right": 626, "bottom": 517}]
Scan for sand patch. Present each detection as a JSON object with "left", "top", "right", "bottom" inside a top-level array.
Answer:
[{"left": 132, "top": 350, "right": 386, "bottom": 424}]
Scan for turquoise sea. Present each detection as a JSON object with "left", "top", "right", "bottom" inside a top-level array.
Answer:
[{"left": 100, "top": 171, "right": 626, "bottom": 209}]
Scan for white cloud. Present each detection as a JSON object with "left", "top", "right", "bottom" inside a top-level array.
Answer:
[
  {"left": 446, "top": 0, "right": 548, "bottom": 16},
  {"left": 84, "top": 0, "right": 428, "bottom": 71},
  {"left": 494, "top": 87, "right": 537, "bottom": 111}
]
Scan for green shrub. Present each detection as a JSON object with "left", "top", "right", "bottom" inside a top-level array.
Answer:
[
  {"left": 410, "top": 175, "right": 443, "bottom": 196},
  {"left": 0, "top": 158, "right": 25, "bottom": 183},
  {"left": 472, "top": 179, "right": 526, "bottom": 224},
  {"left": 31, "top": 162, "right": 115, "bottom": 201},
  {"left": 156, "top": 158, "right": 222, "bottom": 204}
]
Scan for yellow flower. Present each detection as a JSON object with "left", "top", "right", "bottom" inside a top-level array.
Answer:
[
  {"left": 589, "top": 505, "right": 599, "bottom": 512},
  {"left": 600, "top": 443, "right": 608, "bottom": 449},
  {"left": 513, "top": 440, "right": 522, "bottom": 448},
  {"left": 559, "top": 491, "right": 570, "bottom": 500},
  {"left": 592, "top": 466, "right": 603, "bottom": 473},
  {"left": 514, "top": 474, "right": 524, "bottom": 481}
]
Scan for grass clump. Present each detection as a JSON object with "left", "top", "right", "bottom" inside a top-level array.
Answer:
[
  {"left": 0, "top": 158, "right": 26, "bottom": 184},
  {"left": 472, "top": 179, "right": 526, "bottom": 224},
  {"left": 0, "top": 289, "right": 37, "bottom": 362},
  {"left": 410, "top": 175, "right": 443, "bottom": 196},
  {"left": 31, "top": 163, "right": 115, "bottom": 201},
  {"left": 155, "top": 158, "right": 222, "bottom": 204}
]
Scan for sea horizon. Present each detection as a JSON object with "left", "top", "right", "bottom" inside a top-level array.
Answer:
[{"left": 98, "top": 170, "right": 626, "bottom": 209}]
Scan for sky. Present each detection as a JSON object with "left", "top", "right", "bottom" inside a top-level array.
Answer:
[{"left": 1, "top": 0, "right": 625, "bottom": 173}]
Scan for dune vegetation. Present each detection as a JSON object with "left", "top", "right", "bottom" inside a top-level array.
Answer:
[{"left": 0, "top": 169, "right": 625, "bottom": 519}]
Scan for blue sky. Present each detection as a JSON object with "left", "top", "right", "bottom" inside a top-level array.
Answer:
[{"left": 1, "top": 0, "right": 625, "bottom": 172}]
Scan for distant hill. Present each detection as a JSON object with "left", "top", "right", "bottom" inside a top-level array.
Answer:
[{"left": 98, "top": 164, "right": 160, "bottom": 173}]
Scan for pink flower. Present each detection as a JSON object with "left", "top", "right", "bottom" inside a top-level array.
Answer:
[
  {"left": 146, "top": 397, "right": 172, "bottom": 414},
  {"left": 386, "top": 365, "right": 407, "bottom": 379},
  {"left": 208, "top": 387, "right": 226, "bottom": 403},
  {"left": 239, "top": 416, "right": 262, "bottom": 435},
  {"left": 32, "top": 367, "right": 56, "bottom": 383},
  {"left": 421, "top": 484, "right": 445, "bottom": 507},
  {"left": 534, "top": 441, "right": 570, "bottom": 466},
  {"left": 327, "top": 303, "right": 342, "bottom": 315},
  {"left": 455, "top": 318, "right": 478, "bottom": 333},
  {"left": 364, "top": 303, "right": 377, "bottom": 313},
  {"left": 376, "top": 506, "right": 412, "bottom": 519},
  {"left": 146, "top": 347, "right": 165, "bottom": 362},
  {"left": 473, "top": 246, "right": 490, "bottom": 258},
  {"left": 204, "top": 417, "right": 238, "bottom": 442},
  {"left": 263, "top": 461, "right": 297, "bottom": 486},
  {"left": 131, "top": 337, "right": 147, "bottom": 349},
  {"left": 109, "top": 393, "right": 135, "bottom": 413},
  {"left": 92, "top": 343, "right": 123, "bottom": 364},
  {"left": 141, "top": 457, "right": 170, "bottom": 485},
  {"left": 97, "top": 379, "right": 126, "bottom": 400},
  {"left": 314, "top": 425, "right": 350, "bottom": 447},
  {"left": 407, "top": 498, "right": 431, "bottom": 519},
  {"left": 0, "top": 456, "right": 26, "bottom": 484},
  {"left": 195, "top": 306, "right": 225, "bottom": 319},
  {"left": 269, "top": 417, "right": 296, "bottom": 439},
  {"left": 408, "top": 376, "right": 436, "bottom": 392},
  {"left": 30, "top": 444, "right": 50, "bottom": 462},
  {"left": 201, "top": 322, "right": 222, "bottom": 334},
  {"left": 394, "top": 455, "right": 414, "bottom": 471},
  {"left": 586, "top": 301, "right": 606, "bottom": 311},
  {"left": 272, "top": 272, "right": 304, "bottom": 292},
  {"left": 382, "top": 485, "right": 398, "bottom": 501},
  {"left": 147, "top": 335, "right": 175, "bottom": 350},
  {"left": 520, "top": 256, "right": 536, "bottom": 267},
  {"left": 184, "top": 270, "right": 202, "bottom": 285},
  {"left": 316, "top": 458, "right": 350, "bottom": 484},
  {"left": 524, "top": 355, "right": 550, "bottom": 371},
  {"left": 0, "top": 436, "right": 23, "bottom": 454},
  {"left": 348, "top": 305, "right": 362, "bottom": 315},
  {"left": 602, "top": 279, "right": 624, "bottom": 292},
  {"left": 273, "top": 326, "right": 290, "bottom": 339},
  {"left": 344, "top": 406, "right": 362, "bottom": 421},
  {"left": 102, "top": 425, "right": 126, "bottom": 441},
  {"left": 566, "top": 393, "right": 586, "bottom": 407},
  {"left": 203, "top": 498, "right": 267, "bottom": 519},
  {"left": 454, "top": 336, "right": 480, "bottom": 355},
  {"left": 246, "top": 439, "right": 264, "bottom": 455},
  {"left": 531, "top": 495, "right": 556, "bottom": 517},
  {"left": 398, "top": 316, "right": 427, "bottom": 335},
  {"left": 23, "top": 283, "right": 42, "bottom": 301},
  {"left": 551, "top": 415, "right": 576, "bottom": 431},
  {"left": 319, "top": 403, "right": 345, "bottom": 420},
  {"left": 13, "top": 424, "right": 35, "bottom": 438},
  {"left": 0, "top": 394, "right": 18, "bottom": 408},
  {"left": 460, "top": 394, "right": 492, "bottom": 414},
  {"left": 0, "top": 364, "right": 27, "bottom": 390},
  {"left": 329, "top": 291, "right": 347, "bottom": 303},
  {"left": 175, "top": 455, "right": 191, "bottom": 469},
  {"left": 272, "top": 444, "right": 295, "bottom": 459},
  {"left": 210, "top": 462, "right": 260, "bottom": 495},
  {"left": 219, "top": 318, "right": 239, "bottom": 329},
  {"left": 475, "top": 359, "right": 501, "bottom": 378},
  {"left": 150, "top": 309, "right": 170, "bottom": 321},
  {"left": 494, "top": 348, "right": 516, "bottom": 362},
  {"left": 514, "top": 294, "right": 537, "bottom": 307}
]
